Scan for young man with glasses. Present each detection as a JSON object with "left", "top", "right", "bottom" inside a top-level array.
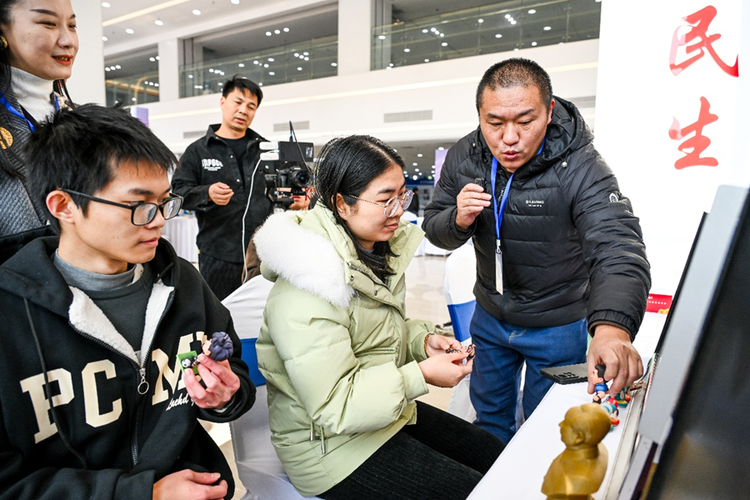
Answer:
[{"left": 0, "top": 105, "right": 255, "bottom": 499}]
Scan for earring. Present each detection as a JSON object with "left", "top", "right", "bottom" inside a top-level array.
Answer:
[{"left": 0, "top": 36, "right": 7, "bottom": 49}]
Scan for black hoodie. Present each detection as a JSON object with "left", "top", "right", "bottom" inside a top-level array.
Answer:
[
  {"left": 0, "top": 236, "right": 255, "bottom": 499},
  {"left": 423, "top": 97, "right": 651, "bottom": 338}
]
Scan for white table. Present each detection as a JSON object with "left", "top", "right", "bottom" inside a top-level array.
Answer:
[
  {"left": 161, "top": 214, "right": 199, "bottom": 263},
  {"left": 468, "top": 312, "right": 667, "bottom": 500}
]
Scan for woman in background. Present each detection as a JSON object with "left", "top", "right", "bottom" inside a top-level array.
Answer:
[
  {"left": 254, "top": 135, "right": 504, "bottom": 499},
  {"left": 0, "top": 0, "right": 77, "bottom": 238}
]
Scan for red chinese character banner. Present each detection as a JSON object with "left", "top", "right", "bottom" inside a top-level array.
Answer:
[{"left": 594, "top": 0, "right": 745, "bottom": 295}]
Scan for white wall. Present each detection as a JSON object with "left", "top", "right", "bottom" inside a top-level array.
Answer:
[{"left": 141, "top": 39, "right": 600, "bottom": 154}]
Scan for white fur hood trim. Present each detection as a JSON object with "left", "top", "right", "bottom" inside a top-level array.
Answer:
[{"left": 253, "top": 211, "right": 355, "bottom": 309}]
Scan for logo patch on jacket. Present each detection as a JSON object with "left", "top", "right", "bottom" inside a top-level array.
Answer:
[
  {"left": 201, "top": 159, "right": 224, "bottom": 171},
  {"left": 525, "top": 199, "right": 545, "bottom": 208}
]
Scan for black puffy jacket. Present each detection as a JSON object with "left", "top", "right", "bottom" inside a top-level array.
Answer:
[{"left": 423, "top": 97, "right": 651, "bottom": 338}]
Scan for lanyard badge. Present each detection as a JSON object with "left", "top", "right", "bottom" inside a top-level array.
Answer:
[{"left": 490, "top": 158, "right": 513, "bottom": 295}]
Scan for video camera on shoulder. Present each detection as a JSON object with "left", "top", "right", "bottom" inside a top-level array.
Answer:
[{"left": 261, "top": 133, "right": 314, "bottom": 212}]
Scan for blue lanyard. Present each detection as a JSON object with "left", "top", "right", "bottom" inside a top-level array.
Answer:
[
  {"left": 0, "top": 91, "right": 60, "bottom": 133},
  {"left": 490, "top": 157, "right": 514, "bottom": 243}
]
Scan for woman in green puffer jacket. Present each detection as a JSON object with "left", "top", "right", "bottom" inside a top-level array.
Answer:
[{"left": 254, "top": 135, "right": 504, "bottom": 499}]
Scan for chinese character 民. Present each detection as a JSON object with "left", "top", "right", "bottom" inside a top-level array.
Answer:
[
  {"left": 669, "top": 5, "right": 739, "bottom": 77},
  {"left": 669, "top": 96, "right": 719, "bottom": 170}
]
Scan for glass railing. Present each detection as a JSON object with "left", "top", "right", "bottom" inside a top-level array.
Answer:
[
  {"left": 180, "top": 35, "right": 338, "bottom": 98},
  {"left": 372, "top": 0, "right": 601, "bottom": 70},
  {"left": 105, "top": 75, "right": 160, "bottom": 107}
]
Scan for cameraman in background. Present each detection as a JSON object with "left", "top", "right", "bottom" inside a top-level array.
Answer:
[{"left": 172, "top": 76, "right": 272, "bottom": 300}]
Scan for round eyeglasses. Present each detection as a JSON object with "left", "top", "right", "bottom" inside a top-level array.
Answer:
[
  {"left": 63, "top": 189, "right": 184, "bottom": 226},
  {"left": 346, "top": 189, "right": 414, "bottom": 218}
]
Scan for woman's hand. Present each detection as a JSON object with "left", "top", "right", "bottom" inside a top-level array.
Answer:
[
  {"left": 418, "top": 348, "right": 472, "bottom": 388},
  {"left": 424, "top": 333, "right": 463, "bottom": 357}
]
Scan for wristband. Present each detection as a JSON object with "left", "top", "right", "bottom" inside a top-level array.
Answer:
[{"left": 423, "top": 333, "right": 434, "bottom": 357}]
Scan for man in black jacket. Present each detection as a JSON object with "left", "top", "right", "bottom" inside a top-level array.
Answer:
[
  {"left": 423, "top": 58, "right": 650, "bottom": 443},
  {"left": 0, "top": 105, "right": 255, "bottom": 499},
  {"left": 172, "top": 76, "right": 272, "bottom": 300}
]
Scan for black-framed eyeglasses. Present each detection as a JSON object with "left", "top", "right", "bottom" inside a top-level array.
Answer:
[
  {"left": 63, "top": 189, "right": 184, "bottom": 226},
  {"left": 346, "top": 189, "right": 414, "bottom": 217}
]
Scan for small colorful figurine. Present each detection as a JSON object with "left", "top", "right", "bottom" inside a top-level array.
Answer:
[
  {"left": 178, "top": 331, "right": 234, "bottom": 375},
  {"left": 446, "top": 344, "right": 476, "bottom": 365},
  {"left": 600, "top": 396, "right": 620, "bottom": 431},
  {"left": 614, "top": 387, "right": 631, "bottom": 408},
  {"left": 591, "top": 364, "right": 609, "bottom": 404},
  {"left": 203, "top": 331, "right": 234, "bottom": 362}
]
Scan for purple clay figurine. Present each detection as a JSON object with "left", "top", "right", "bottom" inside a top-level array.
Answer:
[{"left": 202, "top": 331, "right": 234, "bottom": 362}]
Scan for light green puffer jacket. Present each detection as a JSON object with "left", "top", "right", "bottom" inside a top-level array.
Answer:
[{"left": 253, "top": 205, "right": 433, "bottom": 497}]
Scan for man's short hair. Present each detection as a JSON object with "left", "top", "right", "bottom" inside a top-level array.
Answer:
[
  {"left": 476, "top": 58, "right": 553, "bottom": 112},
  {"left": 24, "top": 104, "right": 178, "bottom": 231},
  {"left": 222, "top": 75, "right": 263, "bottom": 105}
]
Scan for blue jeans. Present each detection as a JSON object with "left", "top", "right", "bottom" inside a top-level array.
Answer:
[{"left": 469, "top": 303, "right": 587, "bottom": 443}]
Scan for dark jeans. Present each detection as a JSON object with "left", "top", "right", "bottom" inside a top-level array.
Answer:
[
  {"left": 319, "top": 401, "right": 504, "bottom": 500},
  {"left": 198, "top": 253, "right": 243, "bottom": 301}
]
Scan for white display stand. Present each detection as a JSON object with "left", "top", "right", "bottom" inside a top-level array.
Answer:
[{"left": 161, "top": 214, "right": 199, "bottom": 263}]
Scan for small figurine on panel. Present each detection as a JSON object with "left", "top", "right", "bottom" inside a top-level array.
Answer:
[
  {"left": 613, "top": 386, "right": 631, "bottom": 408},
  {"left": 600, "top": 396, "right": 620, "bottom": 431},
  {"left": 591, "top": 364, "right": 609, "bottom": 404},
  {"left": 541, "top": 403, "right": 611, "bottom": 500}
]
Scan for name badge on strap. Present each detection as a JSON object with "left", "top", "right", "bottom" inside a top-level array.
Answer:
[{"left": 490, "top": 158, "right": 513, "bottom": 295}]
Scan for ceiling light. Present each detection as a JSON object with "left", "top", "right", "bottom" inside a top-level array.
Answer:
[
  {"left": 304, "top": 57, "right": 309, "bottom": 61},
  {"left": 531, "top": 41, "right": 538, "bottom": 46},
  {"left": 115, "top": 65, "right": 121, "bottom": 69},
  {"left": 495, "top": 34, "right": 502, "bottom": 38},
  {"left": 192, "top": 9, "right": 201, "bottom": 15},
  {"left": 266, "top": 31, "right": 272, "bottom": 36},
  {"left": 297, "top": 67, "right": 303, "bottom": 71},
  {"left": 478, "top": 18, "right": 484, "bottom": 23},
  {"left": 268, "top": 57, "right": 275, "bottom": 62},
  {"left": 438, "top": 147, "right": 444, "bottom": 150},
  {"left": 511, "top": 20, "right": 517, "bottom": 25},
  {"left": 283, "top": 27, "right": 289, "bottom": 32},
  {"left": 132, "top": 98, "right": 137, "bottom": 102},
  {"left": 263, "top": 64, "right": 269, "bottom": 68},
  {"left": 274, "top": 30, "right": 280, "bottom": 34},
  {"left": 231, "top": 0, "right": 240, "bottom": 4},
  {"left": 505, "top": 14, "right": 511, "bottom": 19},
  {"left": 412, "top": 175, "right": 418, "bottom": 180},
  {"left": 102, "top": 36, "right": 108, "bottom": 41},
  {"left": 188, "top": 74, "right": 193, "bottom": 78},
  {"left": 269, "top": 71, "right": 275, "bottom": 75},
  {"left": 543, "top": 26, "right": 551, "bottom": 31},
  {"left": 105, "top": 67, "right": 110, "bottom": 72},
  {"left": 156, "top": 56, "right": 160, "bottom": 60},
  {"left": 125, "top": 28, "right": 134, "bottom": 34},
  {"left": 102, "top": 2, "right": 111, "bottom": 7},
  {"left": 149, "top": 57, "right": 156, "bottom": 62},
  {"left": 238, "top": 63, "right": 245, "bottom": 67},
  {"left": 103, "top": 0, "right": 191, "bottom": 27},
  {"left": 441, "top": 42, "right": 448, "bottom": 47},
  {"left": 417, "top": 154, "right": 423, "bottom": 157},
  {"left": 155, "top": 20, "right": 163, "bottom": 26},
  {"left": 154, "top": 83, "right": 159, "bottom": 87},
  {"left": 422, "top": 29, "right": 428, "bottom": 33},
  {"left": 331, "top": 62, "right": 337, "bottom": 67},
  {"left": 528, "top": 9, "right": 537, "bottom": 14},
  {"left": 404, "top": 48, "right": 410, "bottom": 53},
  {"left": 378, "top": 35, "right": 386, "bottom": 40},
  {"left": 424, "top": 59, "right": 430, "bottom": 62},
  {"left": 209, "top": 68, "right": 214, "bottom": 73},
  {"left": 303, "top": 52, "right": 309, "bottom": 56}
]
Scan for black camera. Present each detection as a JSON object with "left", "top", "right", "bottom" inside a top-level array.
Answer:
[{"left": 263, "top": 140, "right": 314, "bottom": 211}]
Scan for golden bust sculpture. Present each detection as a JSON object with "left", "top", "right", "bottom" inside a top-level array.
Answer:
[{"left": 541, "top": 403, "right": 611, "bottom": 500}]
